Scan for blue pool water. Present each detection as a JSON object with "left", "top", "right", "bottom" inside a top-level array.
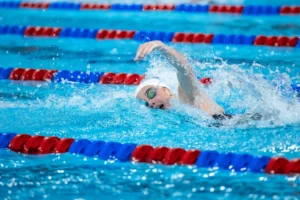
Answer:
[{"left": 0, "top": 1, "right": 300, "bottom": 199}]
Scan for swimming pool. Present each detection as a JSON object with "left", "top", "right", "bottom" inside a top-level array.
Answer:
[{"left": 0, "top": 0, "right": 300, "bottom": 199}]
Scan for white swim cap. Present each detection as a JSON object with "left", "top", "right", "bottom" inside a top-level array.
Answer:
[{"left": 135, "top": 78, "right": 170, "bottom": 97}]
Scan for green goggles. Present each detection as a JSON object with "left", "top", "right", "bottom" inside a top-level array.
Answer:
[{"left": 145, "top": 87, "right": 157, "bottom": 99}]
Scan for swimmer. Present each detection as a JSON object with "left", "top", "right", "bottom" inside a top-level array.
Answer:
[{"left": 134, "top": 40, "right": 233, "bottom": 120}]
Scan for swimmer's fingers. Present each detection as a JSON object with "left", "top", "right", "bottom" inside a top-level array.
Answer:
[
  {"left": 134, "top": 41, "right": 163, "bottom": 61},
  {"left": 143, "top": 41, "right": 164, "bottom": 57},
  {"left": 144, "top": 43, "right": 158, "bottom": 56},
  {"left": 139, "top": 43, "right": 156, "bottom": 59},
  {"left": 134, "top": 44, "right": 146, "bottom": 61},
  {"left": 134, "top": 43, "right": 152, "bottom": 61}
]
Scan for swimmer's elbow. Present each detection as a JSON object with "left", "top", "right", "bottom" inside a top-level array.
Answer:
[{"left": 210, "top": 105, "right": 225, "bottom": 116}]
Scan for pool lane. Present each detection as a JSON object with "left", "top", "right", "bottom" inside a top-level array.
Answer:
[
  {"left": 0, "top": 9, "right": 300, "bottom": 36},
  {"left": 0, "top": 36, "right": 299, "bottom": 81}
]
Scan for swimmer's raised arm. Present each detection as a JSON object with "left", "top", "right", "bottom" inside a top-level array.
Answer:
[
  {"left": 135, "top": 41, "right": 198, "bottom": 100},
  {"left": 135, "top": 41, "right": 190, "bottom": 73}
]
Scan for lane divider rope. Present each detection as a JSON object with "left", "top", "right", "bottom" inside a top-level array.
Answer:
[
  {"left": 0, "top": 67, "right": 212, "bottom": 85},
  {"left": 0, "top": 25, "right": 300, "bottom": 48},
  {"left": 0, "top": 1, "right": 299, "bottom": 15},
  {"left": 0, "top": 67, "right": 299, "bottom": 94},
  {"left": 0, "top": 132, "right": 299, "bottom": 175},
  {"left": 1, "top": 67, "right": 299, "bottom": 94}
]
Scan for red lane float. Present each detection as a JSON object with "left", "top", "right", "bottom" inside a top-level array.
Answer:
[
  {"left": 254, "top": 36, "right": 268, "bottom": 45},
  {"left": 100, "top": 72, "right": 144, "bottom": 85},
  {"left": 9, "top": 134, "right": 32, "bottom": 152},
  {"left": 80, "top": 3, "right": 111, "bottom": 10},
  {"left": 280, "top": 6, "right": 300, "bottom": 14},
  {"left": 209, "top": 5, "right": 244, "bottom": 14},
  {"left": 24, "top": 27, "right": 61, "bottom": 37},
  {"left": 163, "top": 148, "right": 186, "bottom": 165},
  {"left": 284, "top": 159, "right": 300, "bottom": 174},
  {"left": 265, "top": 36, "right": 277, "bottom": 46},
  {"left": 172, "top": 33, "right": 215, "bottom": 43},
  {"left": 9, "top": 68, "right": 58, "bottom": 81},
  {"left": 42, "top": 70, "right": 57, "bottom": 81},
  {"left": 38, "top": 137, "right": 61, "bottom": 154},
  {"left": 32, "top": 69, "right": 48, "bottom": 81},
  {"left": 20, "top": 2, "right": 50, "bottom": 9},
  {"left": 124, "top": 74, "right": 145, "bottom": 85},
  {"left": 53, "top": 138, "right": 75, "bottom": 153},
  {"left": 265, "top": 157, "right": 289, "bottom": 174},
  {"left": 277, "top": 36, "right": 289, "bottom": 46},
  {"left": 147, "top": 146, "right": 169, "bottom": 163},
  {"left": 99, "top": 72, "right": 116, "bottom": 84},
  {"left": 112, "top": 73, "right": 127, "bottom": 84},
  {"left": 9, "top": 68, "right": 26, "bottom": 80},
  {"left": 20, "top": 68, "right": 36, "bottom": 80},
  {"left": 285, "top": 37, "right": 299, "bottom": 47},
  {"left": 180, "top": 150, "right": 201, "bottom": 165},
  {"left": 200, "top": 77, "right": 212, "bottom": 85},
  {"left": 172, "top": 33, "right": 185, "bottom": 42},
  {"left": 43, "top": 28, "right": 61, "bottom": 37},
  {"left": 143, "top": 4, "right": 175, "bottom": 11},
  {"left": 8, "top": 134, "right": 73, "bottom": 154},
  {"left": 131, "top": 146, "right": 201, "bottom": 165},
  {"left": 131, "top": 145, "right": 154, "bottom": 162},
  {"left": 23, "top": 135, "right": 45, "bottom": 154},
  {"left": 193, "top": 34, "right": 214, "bottom": 43},
  {"left": 254, "top": 36, "right": 299, "bottom": 47},
  {"left": 96, "top": 30, "right": 136, "bottom": 39}
]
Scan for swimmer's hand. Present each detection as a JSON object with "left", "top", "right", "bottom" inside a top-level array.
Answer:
[
  {"left": 134, "top": 41, "right": 190, "bottom": 71},
  {"left": 134, "top": 41, "right": 164, "bottom": 61}
]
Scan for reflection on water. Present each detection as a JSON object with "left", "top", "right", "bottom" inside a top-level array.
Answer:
[{"left": 0, "top": 152, "right": 299, "bottom": 200}]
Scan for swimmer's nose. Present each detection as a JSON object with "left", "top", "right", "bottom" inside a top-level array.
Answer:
[
  {"left": 148, "top": 100, "right": 157, "bottom": 108},
  {"left": 150, "top": 102, "right": 156, "bottom": 108}
]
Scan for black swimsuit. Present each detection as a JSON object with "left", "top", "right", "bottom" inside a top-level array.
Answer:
[
  {"left": 212, "top": 113, "right": 263, "bottom": 121},
  {"left": 212, "top": 113, "right": 233, "bottom": 121}
]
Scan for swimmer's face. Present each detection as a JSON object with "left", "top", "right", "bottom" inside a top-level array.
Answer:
[{"left": 136, "top": 85, "right": 172, "bottom": 110}]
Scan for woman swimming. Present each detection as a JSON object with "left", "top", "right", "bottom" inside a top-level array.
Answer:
[{"left": 134, "top": 40, "right": 232, "bottom": 120}]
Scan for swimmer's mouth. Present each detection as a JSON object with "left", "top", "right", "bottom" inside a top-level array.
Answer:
[{"left": 144, "top": 102, "right": 165, "bottom": 110}]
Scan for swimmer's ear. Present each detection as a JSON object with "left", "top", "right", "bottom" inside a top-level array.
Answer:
[{"left": 163, "top": 87, "right": 173, "bottom": 96}]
